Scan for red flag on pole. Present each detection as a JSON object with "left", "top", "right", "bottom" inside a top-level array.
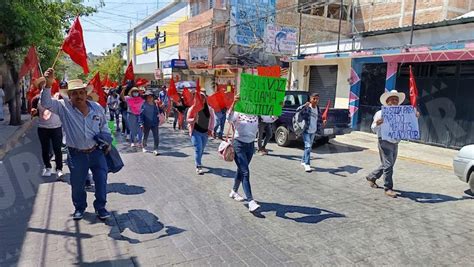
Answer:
[
  {"left": 88, "top": 72, "right": 106, "bottom": 107},
  {"left": 321, "top": 100, "right": 331, "bottom": 121},
  {"left": 61, "top": 17, "right": 89, "bottom": 75},
  {"left": 207, "top": 91, "right": 226, "bottom": 112},
  {"left": 409, "top": 65, "right": 418, "bottom": 108},
  {"left": 122, "top": 61, "right": 135, "bottom": 85},
  {"left": 167, "top": 79, "right": 180, "bottom": 103},
  {"left": 101, "top": 73, "right": 109, "bottom": 87},
  {"left": 193, "top": 79, "right": 204, "bottom": 113},
  {"left": 51, "top": 79, "right": 60, "bottom": 95},
  {"left": 19, "top": 46, "right": 41, "bottom": 79},
  {"left": 182, "top": 88, "right": 194, "bottom": 107}
]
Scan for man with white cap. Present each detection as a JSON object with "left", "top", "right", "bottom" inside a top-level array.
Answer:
[
  {"left": 366, "top": 89, "right": 418, "bottom": 198},
  {"left": 40, "top": 68, "right": 112, "bottom": 220}
]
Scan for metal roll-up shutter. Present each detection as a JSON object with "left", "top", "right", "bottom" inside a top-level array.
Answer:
[{"left": 308, "top": 65, "right": 338, "bottom": 108}]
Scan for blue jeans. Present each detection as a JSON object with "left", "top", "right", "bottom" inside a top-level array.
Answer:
[
  {"left": 214, "top": 113, "right": 226, "bottom": 138},
  {"left": 233, "top": 140, "right": 255, "bottom": 201},
  {"left": 302, "top": 132, "right": 316, "bottom": 165},
  {"left": 67, "top": 148, "right": 108, "bottom": 211},
  {"left": 128, "top": 113, "right": 140, "bottom": 144},
  {"left": 191, "top": 131, "right": 208, "bottom": 167},
  {"left": 120, "top": 109, "right": 130, "bottom": 134}
]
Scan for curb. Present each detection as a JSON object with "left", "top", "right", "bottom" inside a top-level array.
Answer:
[{"left": 0, "top": 118, "right": 35, "bottom": 161}]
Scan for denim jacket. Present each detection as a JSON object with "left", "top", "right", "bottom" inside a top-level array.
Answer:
[
  {"left": 139, "top": 102, "right": 161, "bottom": 127},
  {"left": 296, "top": 104, "right": 323, "bottom": 134}
]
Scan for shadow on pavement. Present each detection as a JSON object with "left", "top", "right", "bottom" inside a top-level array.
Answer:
[
  {"left": 267, "top": 153, "right": 321, "bottom": 162},
  {"left": 314, "top": 165, "right": 363, "bottom": 177},
  {"left": 158, "top": 151, "right": 189, "bottom": 158},
  {"left": 83, "top": 209, "right": 185, "bottom": 244},
  {"left": 107, "top": 183, "right": 146, "bottom": 195},
  {"left": 396, "top": 190, "right": 474, "bottom": 203},
  {"left": 79, "top": 257, "right": 137, "bottom": 266},
  {"left": 204, "top": 166, "right": 236, "bottom": 178},
  {"left": 252, "top": 202, "right": 345, "bottom": 223}
]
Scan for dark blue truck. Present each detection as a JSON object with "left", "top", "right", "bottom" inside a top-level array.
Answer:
[{"left": 273, "top": 91, "right": 352, "bottom": 146}]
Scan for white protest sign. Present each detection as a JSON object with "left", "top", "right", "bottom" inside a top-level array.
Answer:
[{"left": 381, "top": 105, "right": 420, "bottom": 141}]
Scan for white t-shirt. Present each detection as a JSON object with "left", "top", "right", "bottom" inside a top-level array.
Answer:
[
  {"left": 307, "top": 106, "right": 318, "bottom": 134},
  {"left": 227, "top": 111, "right": 259, "bottom": 143}
]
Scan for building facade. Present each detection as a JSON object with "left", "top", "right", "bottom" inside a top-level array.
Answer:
[{"left": 127, "top": 0, "right": 189, "bottom": 80}]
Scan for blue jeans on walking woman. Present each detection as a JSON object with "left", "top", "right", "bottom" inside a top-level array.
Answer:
[
  {"left": 67, "top": 148, "right": 108, "bottom": 212},
  {"left": 233, "top": 140, "right": 255, "bottom": 201},
  {"left": 128, "top": 113, "right": 140, "bottom": 144},
  {"left": 302, "top": 132, "right": 316, "bottom": 165},
  {"left": 191, "top": 131, "right": 208, "bottom": 167}
]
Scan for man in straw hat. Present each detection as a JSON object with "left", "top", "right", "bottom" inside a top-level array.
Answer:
[
  {"left": 365, "top": 89, "right": 418, "bottom": 198},
  {"left": 39, "top": 68, "right": 112, "bottom": 220}
]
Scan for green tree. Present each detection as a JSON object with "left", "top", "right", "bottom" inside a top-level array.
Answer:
[
  {"left": 0, "top": 0, "right": 101, "bottom": 125},
  {"left": 89, "top": 45, "right": 126, "bottom": 84}
]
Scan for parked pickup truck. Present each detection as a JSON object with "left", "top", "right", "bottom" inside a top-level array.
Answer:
[{"left": 273, "top": 91, "right": 352, "bottom": 147}]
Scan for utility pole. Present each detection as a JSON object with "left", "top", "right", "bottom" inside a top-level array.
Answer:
[
  {"left": 336, "top": 0, "right": 343, "bottom": 55},
  {"left": 297, "top": 11, "right": 302, "bottom": 57},
  {"left": 409, "top": 0, "right": 418, "bottom": 46},
  {"left": 155, "top": 26, "right": 161, "bottom": 80}
]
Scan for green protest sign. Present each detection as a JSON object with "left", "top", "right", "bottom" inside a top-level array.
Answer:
[{"left": 235, "top": 73, "right": 287, "bottom": 116}]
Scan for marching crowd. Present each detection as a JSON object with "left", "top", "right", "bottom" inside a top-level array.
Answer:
[{"left": 32, "top": 67, "right": 411, "bottom": 220}]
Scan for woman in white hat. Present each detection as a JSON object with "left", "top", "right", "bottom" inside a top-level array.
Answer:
[{"left": 365, "top": 90, "right": 411, "bottom": 198}]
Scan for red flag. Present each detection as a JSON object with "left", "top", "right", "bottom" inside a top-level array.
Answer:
[
  {"left": 19, "top": 46, "right": 40, "bottom": 79},
  {"left": 182, "top": 88, "right": 194, "bottom": 107},
  {"left": 51, "top": 79, "right": 60, "bottom": 95},
  {"left": 135, "top": 78, "right": 149, "bottom": 87},
  {"left": 322, "top": 100, "right": 331, "bottom": 121},
  {"left": 193, "top": 79, "right": 204, "bottom": 113},
  {"left": 167, "top": 79, "right": 180, "bottom": 103},
  {"left": 101, "top": 73, "right": 109, "bottom": 87},
  {"left": 122, "top": 61, "right": 134, "bottom": 85},
  {"left": 409, "top": 65, "right": 418, "bottom": 108},
  {"left": 207, "top": 91, "right": 226, "bottom": 112},
  {"left": 88, "top": 72, "right": 106, "bottom": 107},
  {"left": 111, "top": 81, "right": 118, "bottom": 88},
  {"left": 61, "top": 17, "right": 89, "bottom": 74},
  {"left": 257, "top": 66, "right": 280, "bottom": 77}
]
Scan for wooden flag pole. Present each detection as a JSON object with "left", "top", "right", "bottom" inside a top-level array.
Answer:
[{"left": 51, "top": 50, "right": 62, "bottom": 69}]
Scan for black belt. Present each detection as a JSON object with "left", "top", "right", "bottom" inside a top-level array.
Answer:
[{"left": 68, "top": 145, "right": 97, "bottom": 154}]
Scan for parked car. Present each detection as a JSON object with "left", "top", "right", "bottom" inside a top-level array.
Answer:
[
  {"left": 273, "top": 91, "right": 352, "bottom": 147},
  {"left": 453, "top": 144, "right": 474, "bottom": 192}
]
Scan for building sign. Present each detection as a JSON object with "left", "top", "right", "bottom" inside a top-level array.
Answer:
[
  {"left": 134, "top": 7, "right": 188, "bottom": 56},
  {"left": 189, "top": 47, "right": 209, "bottom": 62},
  {"left": 381, "top": 106, "right": 420, "bottom": 141},
  {"left": 171, "top": 59, "right": 188, "bottom": 69},
  {"left": 264, "top": 24, "right": 297, "bottom": 55},
  {"left": 235, "top": 73, "right": 286, "bottom": 116},
  {"left": 142, "top": 31, "right": 166, "bottom": 52},
  {"left": 229, "top": 0, "right": 276, "bottom": 47}
]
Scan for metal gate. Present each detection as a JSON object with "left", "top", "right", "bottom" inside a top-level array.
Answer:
[
  {"left": 357, "top": 63, "right": 387, "bottom": 132},
  {"left": 308, "top": 65, "right": 338, "bottom": 108}
]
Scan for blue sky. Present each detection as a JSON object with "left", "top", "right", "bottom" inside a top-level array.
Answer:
[{"left": 81, "top": 0, "right": 172, "bottom": 55}]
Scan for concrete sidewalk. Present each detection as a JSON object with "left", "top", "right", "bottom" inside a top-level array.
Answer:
[
  {"left": 0, "top": 106, "right": 34, "bottom": 160},
  {"left": 335, "top": 131, "right": 458, "bottom": 170}
]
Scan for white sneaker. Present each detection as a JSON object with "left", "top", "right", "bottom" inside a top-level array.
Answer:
[
  {"left": 131, "top": 143, "right": 136, "bottom": 147},
  {"left": 142, "top": 148, "right": 149, "bottom": 153},
  {"left": 56, "top": 170, "right": 64, "bottom": 181},
  {"left": 304, "top": 164, "right": 312, "bottom": 172},
  {"left": 248, "top": 200, "right": 260, "bottom": 212},
  {"left": 153, "top": 150, "right": 159, "bottom": 156},
  {"left": 42, "top": 168, "right": 52, "bottom": 177},
  {"left": 229, "top": 191, "right": 244, "bottom": 202},
  {"left": 301, "top": 162, "right": 305, "bottom": 166}
]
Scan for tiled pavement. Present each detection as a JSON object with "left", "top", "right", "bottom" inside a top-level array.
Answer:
[{"left": 1, "top": 123, "right": 473, "bottom": 266}]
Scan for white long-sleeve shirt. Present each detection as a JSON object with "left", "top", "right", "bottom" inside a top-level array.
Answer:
[{"left": 371, "top": 110, "right": 399, "bottom": 144}]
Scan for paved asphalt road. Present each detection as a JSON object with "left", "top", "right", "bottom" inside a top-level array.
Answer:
[{"left": 1, "top": 123, "right": 473, "bottom": 266}]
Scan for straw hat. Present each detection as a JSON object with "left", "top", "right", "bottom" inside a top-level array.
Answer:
[
  {"left": 380, "top": 90, "right": 405, "bottom": 106},
  {"left": 68, "top": 79, "right": 93, "bottom": 94},
  {"left": 128, "top": 87, "right": 140, "bottom": 96}
]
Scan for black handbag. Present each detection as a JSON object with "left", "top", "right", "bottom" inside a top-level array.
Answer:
[{"left": 105, "top": 145, "right": 124, "bottom": 173}]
